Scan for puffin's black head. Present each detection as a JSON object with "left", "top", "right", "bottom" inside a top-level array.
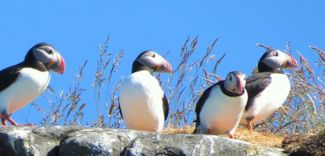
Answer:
[
  {"left": 258, "top": 49, "right": 297, "bottom": 72},
  {"left": 224, "top": 71, "right": 246, "bottom": 95},
  {"left": 132, "top": 50, "right": 173, "bottom": 74},
  {"left": 25, "top": 42, "right": 65, "bottom": 74}
]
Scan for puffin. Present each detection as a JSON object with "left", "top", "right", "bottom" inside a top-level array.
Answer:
[
  {"left": 119, "top": 51, "right": 172, "bottom": 132},
  {"left": 0, "top": 42, "right": 65, "bottom": 126},
  {"left": 240, "top": 49, "right": 297, "bottom": 131},
  {"left": 194, "top": 71, "right": 248, "bottom": 138}
]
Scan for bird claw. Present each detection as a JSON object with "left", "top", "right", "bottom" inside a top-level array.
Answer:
[{"left": 229, "top": 134, "right": 238, "bottom": 139}]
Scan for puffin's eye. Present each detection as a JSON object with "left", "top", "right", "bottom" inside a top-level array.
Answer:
[
  {"left": 274, "top": 51, "right": 279, "bottom": 56},
  {"left": 152, "top": 53, "right": 156, "bottom": 58},
  {"left": 229, "top": 76, "right": 233, "bottom": 81},
  {"left": 47, "top": 49, "right": 53, "bottom": 54}
]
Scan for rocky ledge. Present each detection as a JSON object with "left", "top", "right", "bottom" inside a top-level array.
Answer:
[{"left": 0, "top": 126, "right": 285, "bottom": 156}]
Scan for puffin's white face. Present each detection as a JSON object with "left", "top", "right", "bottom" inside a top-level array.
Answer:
[
  {"left": 135, "top": 51, "right": 173, "bottom": 73},
  {"left": 32, "top": 44, "right": 65, "bottom": 74},
  {"left": 224, "top": 71, "right": 246, "bottom": 94},
  {"left": 261, "top": 49, "right": 297, "bottom": 69}
]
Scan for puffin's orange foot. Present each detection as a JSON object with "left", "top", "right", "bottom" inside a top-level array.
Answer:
[
  {"left": 1, "top": 118, "right": 7, "bottom": 126},
  {"left": 246, "top": 117, "right": 254, "bottom": 132},
  {"left": 1, "top": 116, "right": 19, "bottom": 126},
  {"left": 248, "top": 122, "right": 253, "bottom": 132}
]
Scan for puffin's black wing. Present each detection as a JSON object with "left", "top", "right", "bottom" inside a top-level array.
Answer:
[
  {"left": 0, "top": 64, "right": 22, "bottom": 92},
  {"left": 245, "top": 72, "right": 272, "bottom": 111},
  {"left": 162, "top": 94, "right": 169, "bottom": 120},
  {"left": 195, "top": 82, "right": 220, "bottom": 125}
]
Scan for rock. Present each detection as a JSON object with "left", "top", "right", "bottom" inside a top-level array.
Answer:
[
  {"left": 0, "top": 126, "right": 81, "bottom": 156},
  {"left": 121, "top": 134, "right": 284, "bottom": 156},
  {"left": 59, "top": 128, "right": 133, "bottom": 156},
  {"left": 282, "top": 129, "right": 325, "bottom": 156},
  {"left": 0, "top": 126, "right": 285, "bottom": 156}
]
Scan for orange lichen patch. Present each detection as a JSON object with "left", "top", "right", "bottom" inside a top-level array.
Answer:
[{"left": 162, "top": 126, "right": 284, "bottom": 147}]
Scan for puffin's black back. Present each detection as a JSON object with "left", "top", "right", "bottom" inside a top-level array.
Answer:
[
  {"left": 244, "top": 72, "right": 272, "bottom": 111},
  {"left": 0, "top": 64, "right": 22, "bottom": 92},
  {"left": 162, "top": 95, "right": 169, "bottom": 120},
  {"left": 195, "top": 83, "right": 217, "bottom": 125}
]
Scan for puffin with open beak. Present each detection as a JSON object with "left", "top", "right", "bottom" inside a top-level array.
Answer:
[
  {"left": 194, "top": 71, "right": 248, "bottom": 138},
  {"left": 0, "top": 42, "right": 65, "bottom": 126},
  {"left": 119, "top": 50, "right": 172, "bottom": 132},
  {"left": 240, "top": 49, "right": 297, "bottom": 131}
]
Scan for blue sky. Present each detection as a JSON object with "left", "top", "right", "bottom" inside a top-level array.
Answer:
[{"left": 0, "top": 1, "right": 324, "bottom": 125}]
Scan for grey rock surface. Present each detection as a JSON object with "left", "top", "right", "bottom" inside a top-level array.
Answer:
[{"left": 0, "top": 126, "right": 285, "bottom": 156}]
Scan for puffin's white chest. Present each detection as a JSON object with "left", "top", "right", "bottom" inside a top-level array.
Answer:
[
  {"left": 200, "top": 85, "right": 248, "bottom": 134},
  {"left": 0, "top": 68, "right": 50, "bottom": 115},
  {"left": 119, "top": 71, "right": 165, "bottom": 132},
  {"left": 243, "top": 73, "right": 290, "bottom": 123}
]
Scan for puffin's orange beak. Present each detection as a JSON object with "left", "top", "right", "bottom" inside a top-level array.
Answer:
[
  {"left": 155, "top": 59, "right": 173, "bottom": 74},
  {"left": 163, "top": 60, "right": 173, "bottom": 74},
  {"left": 57, "top": 57, "right": 65, "bottom": 74},
  {"left": 236, "top": 76, "right": 244, "bottom": 94},
  {"left": 284, "top": 54, "right": 298, "bottom": 68}
]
